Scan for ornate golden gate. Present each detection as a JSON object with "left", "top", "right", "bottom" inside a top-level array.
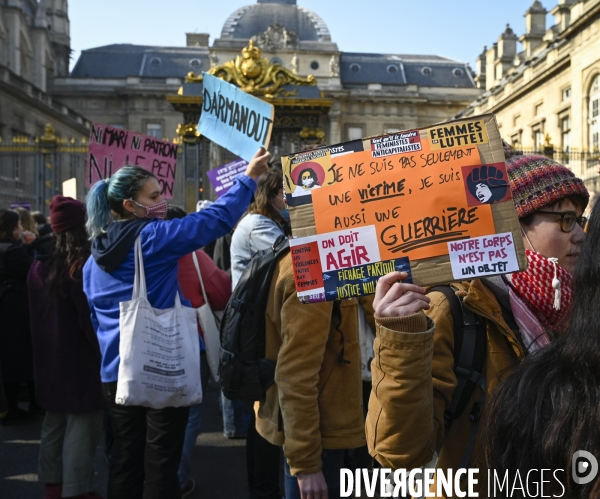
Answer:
[
  {"left": 167, "top": 41, "right": 332, "bottom": 211},
  {"left": 0, "top": 125, "right": 88, "bottom": 211}
]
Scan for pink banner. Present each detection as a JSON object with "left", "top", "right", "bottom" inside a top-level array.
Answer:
[{"left": 86, "top": 123, "right": 178, "bottom": 199}]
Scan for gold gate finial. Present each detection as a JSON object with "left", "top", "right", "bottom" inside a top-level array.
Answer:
[
  {"left": 41, "top": 124, "right": 57, "bottom": 143},
  {"left": 185, "top": 40, "right": 316, "bottom": 98}
]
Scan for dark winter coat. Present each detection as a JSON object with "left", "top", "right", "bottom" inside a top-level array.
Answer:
[
  {"left": 27, "top": 257, "right": 104, "bottom": 413},
  {"left": 0, "top": 242, "right": 34, "bottom": 383}
]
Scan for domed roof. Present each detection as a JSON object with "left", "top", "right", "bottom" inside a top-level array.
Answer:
[{"left": 220, "top": 0, "right": 331, "bottom": 42}]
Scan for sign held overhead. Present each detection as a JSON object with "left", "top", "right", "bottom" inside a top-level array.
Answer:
[
  {"left": 198, "top": 73, "right": 275, "bottom": 162},
  {"left": 86, "top": 123, "right": 178, "bottom": 199}
]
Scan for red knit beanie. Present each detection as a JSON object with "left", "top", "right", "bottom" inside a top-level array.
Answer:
[
  {"left": 49, "top": 195, "right": 86, "bottom": 233},
  {"left": 503, "top": 142, "right": 589, "bottom": 218}
]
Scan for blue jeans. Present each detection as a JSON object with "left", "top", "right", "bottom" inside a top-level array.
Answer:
[
  {"left": 178, "top": 351, "right": 210, "bottom": 487},
  {"left": 221, "top": 394, "right": 252, "bottom": 438},
  {"left": 284, "top": 449, "right": 346, "bottom": 499}
]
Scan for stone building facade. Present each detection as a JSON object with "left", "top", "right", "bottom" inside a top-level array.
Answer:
[
  {"left": 52, "top": 0, "right": 482, "bottom": 174},
  {"left": 50, "top": 42, "right": 199, "bottom": 143},
  {"left": 0, "top": 0, "right": 88, "bottom": 140},
  {"left": 461, "top": 0, "right": 600, "bottom": 193},
  {"left": 209, "top": 0, "right": 482, "bottom": 146},
  {"left": 0, "top": 1, "right": 90, "bottom": 211}
]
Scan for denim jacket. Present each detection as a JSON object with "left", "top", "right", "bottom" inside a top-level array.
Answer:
[{"left": 230, "top": 214, "right": 284, "bottom": 289}]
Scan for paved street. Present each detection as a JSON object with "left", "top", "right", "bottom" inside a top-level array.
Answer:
[
  {"left": 1, "top": 383, "right": 384, "bottom": 499},
  {"left": 0, "top": 381, "right": 248, "bottom": 499}
]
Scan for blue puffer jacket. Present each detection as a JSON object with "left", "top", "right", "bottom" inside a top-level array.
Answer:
[{"left": 83, "top": 175, "right": 256, "bottom": 382}]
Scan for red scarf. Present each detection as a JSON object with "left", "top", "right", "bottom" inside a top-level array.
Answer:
[{"left": 508, "top": 249, "right": 573, "bottom": 333}]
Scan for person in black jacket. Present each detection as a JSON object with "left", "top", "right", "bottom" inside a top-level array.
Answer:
[
  {"left": 0, "top": 208, "right": 38, "bottom": 425},
  {"left": 28, "top": 196, "right": 105, "bottom": 499}
]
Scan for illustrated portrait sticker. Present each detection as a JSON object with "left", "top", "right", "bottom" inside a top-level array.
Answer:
[{"left": 462, "top": 163, "right": 512, "bottom": 207}]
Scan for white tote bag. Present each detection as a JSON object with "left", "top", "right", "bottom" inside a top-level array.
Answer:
[
  {"left": 116, "top": 237, "right": 202, "bottom": 409},
  {"left": 192, "top": 251, "right": 222, "bottom": 383}
]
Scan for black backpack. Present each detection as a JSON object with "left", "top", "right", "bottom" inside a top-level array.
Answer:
[
  {"left": 429, "top": 285, "right": 487, "bottom": 468},
  {"left": 220, "top": 235, "right": 290, "bottom": 401}
]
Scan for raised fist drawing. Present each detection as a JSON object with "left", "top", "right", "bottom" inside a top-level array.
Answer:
[{"left": 466, "top": 165, "right": 508, "bottom": 204}]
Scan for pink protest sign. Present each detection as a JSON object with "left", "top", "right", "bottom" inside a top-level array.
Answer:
[{"left": 86, "top": 123, "right": 178, "bottom": 198}]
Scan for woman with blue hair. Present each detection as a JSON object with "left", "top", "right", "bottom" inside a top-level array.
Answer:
[{"left": 83, "top": 148, "right": 270, "bottom": 499}]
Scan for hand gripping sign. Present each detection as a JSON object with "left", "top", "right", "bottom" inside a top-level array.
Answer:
[{"left": 282, "top": 114, "right": 527, "bottom": 303}]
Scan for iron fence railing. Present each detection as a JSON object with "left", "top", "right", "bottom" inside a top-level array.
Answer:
[
  {"left": 0, "top": 135, "right": 88, "bottom": 212},
  {"left": 0, "top": 132, "right": 193, "bottom": 213},
  {"left": 2, "top": 137, "right": 600, "bottom": 214},
  {"left": 519, "top": 148, "right": 600, "bottom": 169}
]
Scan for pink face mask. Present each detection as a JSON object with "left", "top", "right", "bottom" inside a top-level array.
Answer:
[{"left": 131, "top": 199, "right": 168, "bottom": 220}]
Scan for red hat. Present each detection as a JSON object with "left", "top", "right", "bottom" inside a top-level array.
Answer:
[
  {"left": 503, "top": 142, "right": 589, "bottom": 218},
  {"left": 49, "top": 195, "right": 86, "bottom": 233}
]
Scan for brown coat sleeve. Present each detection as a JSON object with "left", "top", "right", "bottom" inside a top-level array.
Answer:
[
  {"left": 274, "top": 270, "right": 333, "bottom": 476},
  {"left": 366, "top": 291, "right": 458, "bottom": 470}
]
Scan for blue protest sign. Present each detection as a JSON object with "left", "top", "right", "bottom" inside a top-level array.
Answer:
[{"left": 198, "top": 73, "right": 275, "bottom": 162}]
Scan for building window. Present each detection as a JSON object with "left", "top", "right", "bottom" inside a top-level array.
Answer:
[
  {"left": 589, "top": 75, "right": 600, "bottom": 151},
  {"left": 452, "top": 68, "right": 464, "bottom": 77},
  {"left": 513, "top": 114, "right": 520, "bottom": 127},
  {"left": 421, "top": 67, "right": 432, "bottom": 76},
  {"left": 347, "top": 126, "right": 363, "bottom": 141},
  {"left": 534, "top": 102, "right": 543, "bottom": 116},
  {"left": 387, "top": 65, "right": 398, "bottom": 74},
  {"left": 150, "top": 57, "right": 161, "bottom": 68},
  {"left": 350, "top": 63, "right": 361, "bottom": 73},
  {"left": 146, "top": 123, "right": 163, "bottom": 139},
  {"left": 496, "top": 65, "right": 503, "bottom": 81},
  {"left": 189, "top": 58, "right": 203, "bottom": 70},
  {"left": 562, "top": 87, "right": 571, "bottom": 101},
  {"left": 561, "top": 116, "right": 571, "bottom": 151},
  {"left": 533, "top": 127, "right": 544, "bottom": 151},
  {"left": 511, "top": 133, "right": 521, "bottom": 147},
  {"left": 310, "top": 61, "right": 319, "bottom": 70},
  {"left": 561, "top": 116, "right": 571, "bottom": 165}
]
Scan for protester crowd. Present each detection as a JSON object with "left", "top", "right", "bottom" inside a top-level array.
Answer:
[{"left": 1, "top": 141, "right": 600, "bottom": 499}]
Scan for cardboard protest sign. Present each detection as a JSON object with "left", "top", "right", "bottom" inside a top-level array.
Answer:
[
  {"left": 282, "top": 114, "right": 527, "bottom": 303},
  {"left": 87, "top": 124, "right": 178, "bottom": 199},
  {"left": 206, "top": 158, "right": 249, "bottom": 197},
  {"left": 198, "top": 73, "right": 274, "bottom": 162}
]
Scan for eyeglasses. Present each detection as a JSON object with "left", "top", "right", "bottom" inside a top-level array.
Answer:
[{"left": 535, "top": 210, "right": 587, "bottom": 233}]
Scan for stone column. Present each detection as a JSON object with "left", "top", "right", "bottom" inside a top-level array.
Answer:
[{"left": 329, "top": 100, "right": 341, "bottom": 144}]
